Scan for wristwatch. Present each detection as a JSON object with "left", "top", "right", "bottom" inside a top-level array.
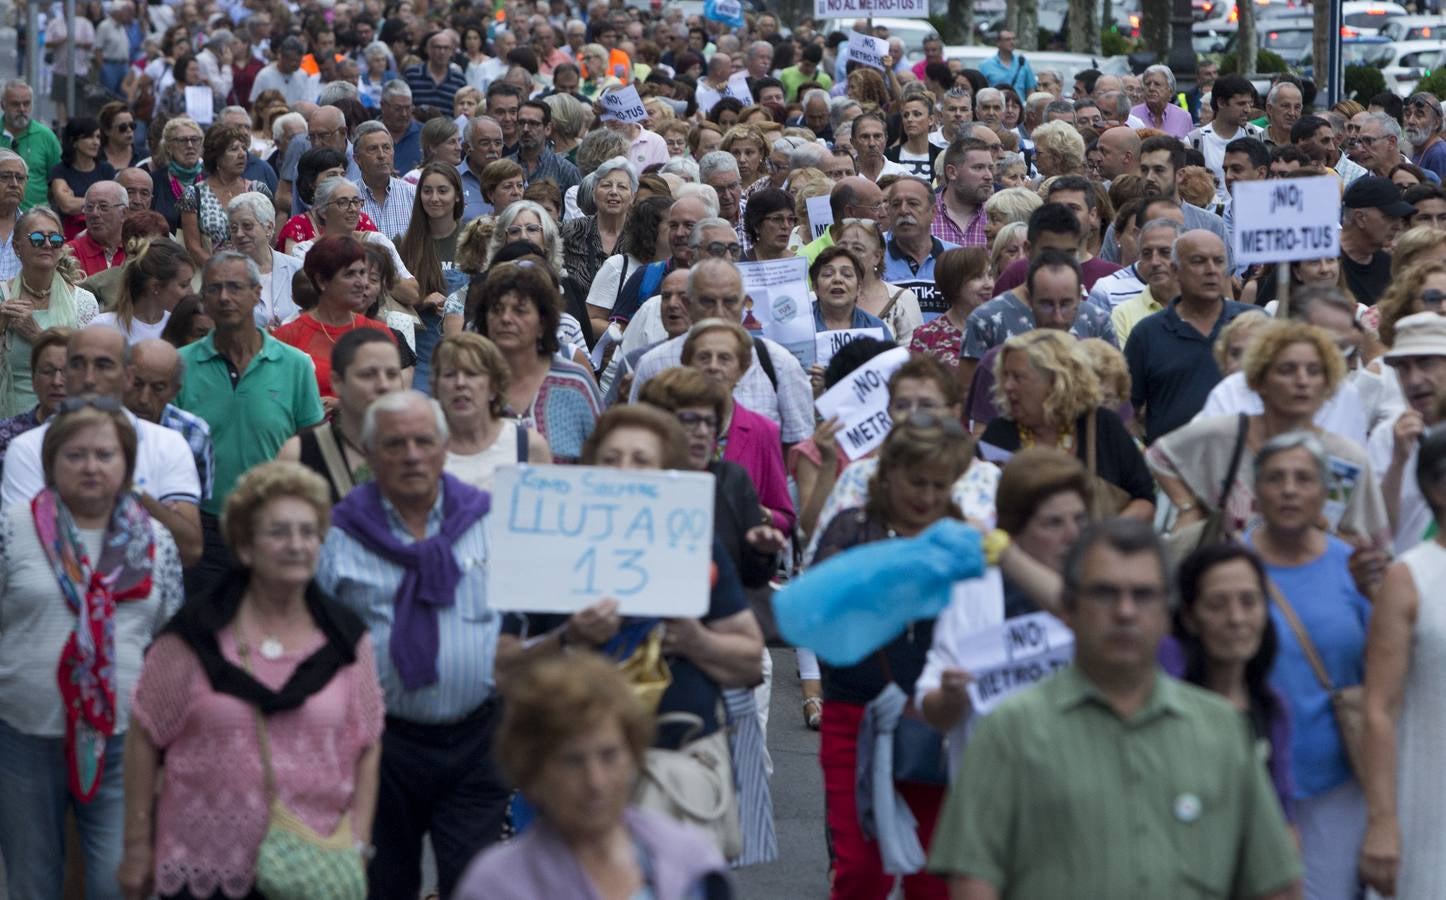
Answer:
[{"left": 353, "top": 841, "right": 376, "bottom": 862}]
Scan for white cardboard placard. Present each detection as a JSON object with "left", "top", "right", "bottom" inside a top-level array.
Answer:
[
  {"left": 815, "top": 0, "right": 929, "bottom": 17},
  {"left": 738, "top": 256, "right": 816, "bottom": 367},
  {"left": 806, "top": 195, "right": 834, "bottom": 239},
  {"left": 813, "top": 346, "right": 910, "bottom": 458},
  {"left": 1230, "top": 176, "right": 1341, "bottom": 266},
  {"left": 815, "top": 327, "right": 886, "bottom": 368},
  {"left": 599, "top": 85, "right": 648, "bottom": 123},
  {"left": 846, "top": 31, "right": 891, "bottom": 71},
  {"left": 957, "top": 612, "right": 1075, "bottom": 715}
]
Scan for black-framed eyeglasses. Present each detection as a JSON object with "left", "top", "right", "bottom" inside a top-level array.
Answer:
[
  {"left": 675, "top": 411, "right": 720, "bottom": 433},
  {"left": 57, "top": 395, "right": 123, "bottom": 415},
  {"left": 702, "top": 241, "right": 742, "bottom": 259},
  {"left": 329, "top": 197, "right": 364, "bottom": 210},
  {"left": 27, "top": 231, "right": 64, "bottom": 248}
]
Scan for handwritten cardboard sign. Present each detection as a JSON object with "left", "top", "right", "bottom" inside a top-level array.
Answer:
[
  {"left": 956, "top": 612, "right": 1075, "bottom": 715},
  {"left": 599, "top": 85, "right": 648, "bottom": 123},
  {"left": 485, "top": 465, "right": 716, "bottom": 617},
  {"left": 1231, "top": 176, "right": 1340, "bottom": 266},
  {"left": 847, "top": 30, "right": 891, "bottom": 71},
  {"left": 815, "top": 327, "right": 886, "bottom": 368},
  {"left": 814, "top": 346, "right": 910, "bottom": 458}
]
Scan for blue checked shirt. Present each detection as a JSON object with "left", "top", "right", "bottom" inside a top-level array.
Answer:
[
  {"left": 353, "top": 176, "right": 416, "bottom": 242},
  {"left": 159, "top": 403, "right": 214, "bottom": 503},
  {"left": 316, "top": 483, "right": 496, "bottom": 724}
]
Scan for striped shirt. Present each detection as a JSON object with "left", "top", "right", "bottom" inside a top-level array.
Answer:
[
  {"left": 353, "top": 176, "right": 416, "bottom": 242},
  {"left": 159, "top": 403, "right": 214, "bottom": 503},
  {"left": 1086, "top": 263, "right": 1148, "bottom": 311},
  {"left": 402, "top": 63, "right": 468, "bottom": 114},
  {"left": 316, "top": 485, "right": 496, "bottom": 724}
]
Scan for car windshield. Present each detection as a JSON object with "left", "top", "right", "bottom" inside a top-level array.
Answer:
[
  {"left": 1263, "top": 28, "right": 1312, "bottom": 49},
  {"left": 1344, "top": 42, "right": 1394, "bottom": 66}
]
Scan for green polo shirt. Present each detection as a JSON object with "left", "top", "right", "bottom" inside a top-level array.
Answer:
[
  {"left": 8, "top": 121, "right": 61, "bottom": 211},
  {"left": 928, "top": 665, "right": 1300, "bottom": 899},
  {"left": 797, "top": 228, "right": 835, "bottom": 265},
  {"left": 177, "top": 332, "right": 324, "bottom": 516}
]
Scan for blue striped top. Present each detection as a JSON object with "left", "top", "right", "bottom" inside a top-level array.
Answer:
[{"left": 316, "top": 485, "right": 497, "bottom": 724}]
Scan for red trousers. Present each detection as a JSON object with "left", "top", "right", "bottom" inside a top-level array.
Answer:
[{"left": 819, "top": 699, "right": 949, "bottom": 900}]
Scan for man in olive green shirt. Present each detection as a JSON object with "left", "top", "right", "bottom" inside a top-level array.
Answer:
[{"left": 929, "top": 520, "right": 1302, "bottom": 900}]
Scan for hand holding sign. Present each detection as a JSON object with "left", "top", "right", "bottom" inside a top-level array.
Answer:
[
  {"left": 599, "top": 85, "right": 648, "bottom": 124},
  {"left": 847, "top": 31, "right": 892, "bottom": 72},
  {"left": 814, "top": 346, "right": 911, "bottom": 459}
]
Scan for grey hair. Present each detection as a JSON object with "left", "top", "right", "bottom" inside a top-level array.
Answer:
[
  {"left": 312, "top": 175, "right": 355, "bottom": 210},
  {"left": 698, "top": 150, "right": 740, "bottom": 183},
  {"left": 18, "top": 206, "right": 62, "bottom": 233},
  {"left": 1037, "top": 68, "right": 1062, "bottom": 83},
  {"left": 976, "top": 87, "right": 1003, "bottom": 106},
  {"left": 1060, "top": 519, "right": 1170, "bottom": 610},
  {"left": 1141, "top": 217, "right": 1184, "bottom": 241},
  {"left": 1266, "top": 80, "right": 1301, "bottom": 107},
  {"left": 1291, "top": 284, "right": 1356, "bottom": 323},
  {"left": 1097, "top": 90, "right": 1131, "bottom": 120},
  {"left": 660, "top": 156, "right": 701, "bottom": 182},
  {"left": 1253, "top": 429, "right": 1331, "bottom": 487},
  {"left": 219, "top": 104, "right": 249, "bottom": 122},
  {"left": 829, "top": 97, "right": 862, "bottom": 132},
  {"left": 227, "top": 191, "right": 276, "bottom": 231},
  {"left": 0, "top": 149, "right": 28, "bottom": 177},
  {"left": 748, "top": 40, "right": 772, "bottom": 59},
  {"left": 1, "top": 79, "right": 31, "bottom": 97},
  {"left": 352, "top": 120, "right": 391, "bottom": 149},
  {"left": 203, "top": 250, "right": 262, "bottom": 288},
  {"left": 788, "top": 141, "right": 830, "bottom": 170},
  {"left": 361, "top": 390, "right": 449, "bottom": 452},
  {"left": 671, "top": 182, "right": 720, "bottom": 216},
  {"left": 801, "top": 88, "right": 829, "bottom": 110},
  {"left": 1369, "top": 111, "right": 1402, "bottom": 141},
  {"left": 1044, "top": 99, "right": 1075, "bottom": 119},
  {"left": 381, "top": 79, "right": 413, "bottom": 103},
  {"left": 85, "top": 180, "right": 128, "bottom": 204},
  {"left": 994, "top": 151, "right": 1026, "bottom": 173},
  {"left": 586, "top": 156, "right": 639, "bottom": 196},
  {"left": 318, "top": 80, "right": 360, "bottom": 106},
  {"left": 271, "top": 111, "right": 306, "bottom": 143},
  {"left": 686, "top": 259, "right": 743, "bottom": 301},
  {"left": 485, "top": 200, "right": 563, "bottom": 272},
  {"left": 1142, "top": 64, "right": 1176, "bottom": 93},
  {"left": 688, "top": 217, "right": 732, "bottom": 247}
]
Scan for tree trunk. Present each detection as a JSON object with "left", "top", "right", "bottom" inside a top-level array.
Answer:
[
  {"left": 1005, "top": 0, "right": 1020, "bottom": 39},
  {"left": 1018, "top": 0, "right": 1039, "bottom": 50},
  {"left": 1313, "top": 0, "right": 1330, "bottom": 94},
  {"left": 1238, "top": 0, "right": 1257, "bottom": 74},
  {"left": 1141, "top": 0, "right": 1172, "bottom": 58},
  {"left": 1067, "top": 0, "right": 1093, "bottom": 51},
  {"left": 952, "top": 0, "right": 975, "bottom": 45}
]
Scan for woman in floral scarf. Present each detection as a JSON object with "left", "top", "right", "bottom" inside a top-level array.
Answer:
[{"left": 0, "top": 400, "right": 184, "bottom": 898}]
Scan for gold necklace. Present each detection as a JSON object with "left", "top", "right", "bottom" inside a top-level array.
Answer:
[
  {"left": 312, "top": 312, "right": 355, "bottom": 343},
  {"left": 21, "top": 276, "right": 50, "bottom": 299},
  {"left": 1018, "top": 423, "right": 1074, "bottom": 450}
]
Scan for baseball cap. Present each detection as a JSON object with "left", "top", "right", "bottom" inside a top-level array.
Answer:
[{"left": 1344, "top": 175, "right": 1416, "bottom": 219}]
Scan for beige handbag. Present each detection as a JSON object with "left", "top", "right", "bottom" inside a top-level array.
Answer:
[
  {"left": 633, "top": 705, "right": 742, "bottom": 860},
  {"left": 1084, "top": 409, "right": 1134, "bottom": 520},
  {"left": 1266, "top": 580, "right": 1367, "bottom": 780}
]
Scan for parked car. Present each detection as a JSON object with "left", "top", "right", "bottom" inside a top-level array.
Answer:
[
  {"left": 1381, "top": 14, "right": 1446, "bottom": 41},
  {"left": 1377, "top": 39, "right": 1446, "bottom": 95}
]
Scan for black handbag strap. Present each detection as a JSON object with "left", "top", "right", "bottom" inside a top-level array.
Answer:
[{"left": 1218, "top": 413, "right": 1249, "bottom": 509}]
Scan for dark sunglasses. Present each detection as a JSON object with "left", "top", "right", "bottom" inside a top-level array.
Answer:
[
  {"left": 1421, "top": 289, "right": 1446, "bottom": 309},
  {"left": 115, "top": 121, "right": 136, "bottom": 132},
  {"left": 27, "top": 231, "right": 64, "bottom": 248}
]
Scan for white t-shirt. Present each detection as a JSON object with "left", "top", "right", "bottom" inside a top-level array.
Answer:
[
  {"left": 868, "top": 158, "right": 911, "bottom": 183},
  {"left": 91, "top": 310, "right": 170, "bottom": 345},
  {"left": 1194, "top": 370, "right": 1369, "bottom": 448},
  {"left": 1, "top": 410, "right": 201, "bottom": 509},
  {"left": 1369, "top": 411, "right": 1433, "bottom": 554}
]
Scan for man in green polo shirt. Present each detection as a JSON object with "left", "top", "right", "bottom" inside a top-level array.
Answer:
[
  {"left": 1, "top": 81, "right": 60, "bottom": 211},
  {"left": 929, "top": 519, "right": 1301, "bottom": 899},
  {"left": 177, "top": 251, "right": 324, "bottom": 590}
]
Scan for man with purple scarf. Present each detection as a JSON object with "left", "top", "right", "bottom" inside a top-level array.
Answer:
[{"left": 316, "top": 389, "right": 502, "bottom": 900}]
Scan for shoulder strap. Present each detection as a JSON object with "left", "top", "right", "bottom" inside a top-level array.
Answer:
[
  {"left": 1217, "top": 413, "right": 1249, "bottom": 508},
  {"left": 613, "top": 256, "right": 631, "bottom": 309},
  {"left": 879, "top": 286, "right": 904, "bottom": 320},
  {"left": 515, "top": 421, "right": 528, "bottom": 463},
  {"left": 1265, "top": 577, "right": 1337, "bottom": 693},
  {"left": 754, "top": 338, "right": 778, "bottom": 391},
  {"left": 639, "top": 260, "right": 666, "bottom": 301},
  {"left": 1086, "top": 408, "right": 1099, "bottom": 478},
  {"left": 313, "top": 423, "right": 356, "bottom": 498},
  {"left": 235, "top": 638, "right": 279, "bottom": 803}
]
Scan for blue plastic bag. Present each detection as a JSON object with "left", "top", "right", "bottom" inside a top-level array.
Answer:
[{"left": 774, "top": 519, "right": 984, "bottom": 667}]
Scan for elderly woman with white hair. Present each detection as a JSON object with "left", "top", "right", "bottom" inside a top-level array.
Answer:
[
  {"left": 560, "top": 156, "right": 637, "bottom": 289},
  {"left": 228, "top": 192, "right": 303, "bottom": 330},
  {"left": 1030, "top": 120, "right": 1087, "bottom": 178},
  {"left": 1135, "top": 63, "right": 1193, "bottom": 138},
  {"left": 360, "top": 40, "right": 398, "bottom": 107},
  {"left": 442, "top": 200, "right": 580, "bottom": 333},
  {"left": 290, "top": 176, "right": 421, "bottom": 307}
]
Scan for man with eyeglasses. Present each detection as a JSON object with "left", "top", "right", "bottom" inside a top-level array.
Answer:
[
  {"left": 507, "top": 99, "right": 580, "bottom": 193},
  {"left": 405, "top": 30, "right": 468, "bottom": 117},
  {"left": 798, "top": 175, "right": 885, "bottom": 264},
  {"left": 1372, "top": 311, "right": 1446, "bottom": 553},
  {"left": 275, "top": 105, "right": 361, "bottom": 216},
  {"left": 1404, "top": 93, "right": 1446, "bottom": 183},
  {"left": 884, "top": 176, "right": 959, "bottom": 322},
  {"left": 608, "top": 191, "right": 716, "bottom": 327},
  {"left": 1, "top": 327, "right": 203, "bottom": 567},
  {"left": 1349, "top": 111, "right": 1409, "bottom": 180},
  {"left": 699, "top": 150, "right": 750, "bottom": 253},
  {"left": 630, "top": 256, "right": 814, "bottom": 446},
  {"left": 1, "top": 81, "right": 59, "bottom": 213},
  {"left": 0, "top": 150, "right": 28, "bottom": 280},
  {"left": 351, "top": 121, "right": 415, "bottom": 240},
  {"left": 175, "top": 251, "right": 325, "bottom": 592},
  {"left": 460, "top": 115, "right": 505, "bottom": 220},
  {"left": 930, "top": 518, "right": 1301, "bottom": 900},
  {"left": 67, "top": 181, "right": 127, "bottom": 277},
  {"left": 1342, "top": 176, "right": 1412, "bottom": 307}
]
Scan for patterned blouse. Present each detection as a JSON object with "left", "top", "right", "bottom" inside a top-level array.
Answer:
[
  {"left": 179, "top": 180, "right": 274, "bottom": 252},
  {"left": 517, "top": 356, "right": 603, "bottom": 463},
  {"left": 908, "top": 313, "right": 965, "bottom": 369}
]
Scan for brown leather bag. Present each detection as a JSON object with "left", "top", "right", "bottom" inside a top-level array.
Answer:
[{"left": 1084, "top": 409, "right": 1133, "bottom": 520}]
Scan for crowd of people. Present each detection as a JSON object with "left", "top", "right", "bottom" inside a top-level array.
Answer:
[{"left": 0, "top": 0, "right": 1443, "bottom": 897}]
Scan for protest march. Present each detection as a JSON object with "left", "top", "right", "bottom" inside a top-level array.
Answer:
[{"left": 2, "top": 0, "right": 1444, "bottom": 897}]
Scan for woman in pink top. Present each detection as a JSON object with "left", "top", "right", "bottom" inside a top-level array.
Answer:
[
  {"left": 681, "top": 318, "right": 796, "bottom": 533},
  {"left": 119, "top": 462, "right": 383, "bottom": 900}
]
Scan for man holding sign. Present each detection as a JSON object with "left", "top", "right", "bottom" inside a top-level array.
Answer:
[{"left": 928, "top": 520, "right": 1302, "bottom": 899}]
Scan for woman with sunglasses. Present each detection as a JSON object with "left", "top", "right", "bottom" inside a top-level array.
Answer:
[
  {"left": 813, "top": 413, "right": 974, "bottom": 900},
  {"left": 0, "top": 209, "right": 100, "bottom": 417},
  {"left": 290, "top": 176, "right": 420, "bottom": 308},
  {"left": 149, "top": 117, "right": 205, "bottom": 234},
  {"left": 97, "top": 102, "right": 138, "bottom": 172},
  {"left": 49, "top": 117, "right": 116, "bottom": 241},
  {"left": 1373, "top": 259, "right": 1446, "bottom": 355}
]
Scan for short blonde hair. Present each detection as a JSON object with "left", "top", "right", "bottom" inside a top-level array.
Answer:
[
  {"left": 1078, "top": 338, "right": 1130, "bottom": 407},
  {"left": 721, "top": 123, "right": 768, "bottom": 157},
  {"left": 1241, "top": 320, "right": 1347, "bottom": 396},
  {"left": 991, "top": 330, "right": 1102, "bottom": 430},
  {"left": 220, "top": 461, "right": 332, "bottom": 553},
  {"left": 989, "top": 221, "right": 1028, "bottom": 278},
  {"left": 431, "top": 333, "right": 511, "bottom": 418},
  {"left": 985, "top": 186, "right": 1043, "bottom": 229},
  {"left": 1212, "top": 311, "right": 1270, "bottom": 373},
  {"left": 1389, "top": 225, "right": 1446, "bottom": 278},
  {"left": 1029, "top": 120, "right": 1086, "bottom": 172},
  {"left": 681, "top": 317, "right": 752, "bottom": 365}
]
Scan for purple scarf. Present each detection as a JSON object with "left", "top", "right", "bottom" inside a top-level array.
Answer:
[{"left": 331, "top": 474, "right": 489, "bottom": 690}]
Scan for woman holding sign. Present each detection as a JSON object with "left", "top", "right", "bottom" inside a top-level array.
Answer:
[{"left": 813, "top": 413, "right": 975, "bottom": 900}]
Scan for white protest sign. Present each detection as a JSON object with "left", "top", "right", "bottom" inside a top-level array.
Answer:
[
  {"left": 725, "top": 70, "right": 754, "bottom": 107},
  {"left": 814, "top": 346, "right": 910, "bottom": 458},
  {"left": 956, "top": 612, "right": 1075, "bottom": 715},
  {"left": 815, "top": 327, "right": 885, "bottom": 368},
  {"left": 847, "top": 30, "right": 891, "bottom": 71},
  {"left": 184, "top": 85, "right": 214, "bottom": 125},
  {"left": 738, "top": 256, "right": 816, "bottom": 367},
  {"left": 599, "top": 85, "right": 648, "bottom": 123},
  {"left": 806, "top": 195, "right": 833, "bottom": 240},
  {"left": 1230, "top": 176, "right": 1340, "bottom": 266},
  {"left": 814, "top": 0, "right": 929, "bottom": 17},
  {"left": 485, "top": 465, "right": 716, "bottom": 618}
]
